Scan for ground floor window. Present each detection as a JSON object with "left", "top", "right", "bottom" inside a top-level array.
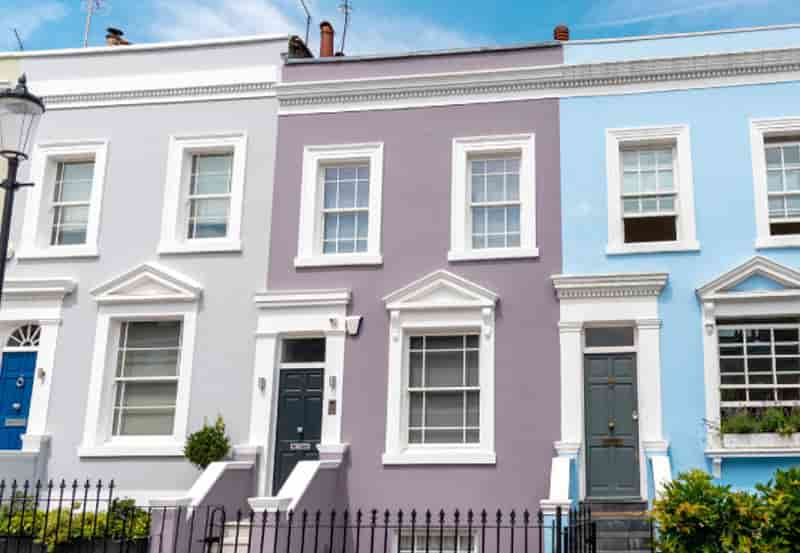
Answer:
[
  {"left": 399, "top": 532, "right": 477, "bottom": 553},
  {"left": 408, "top": 335, "right": 480, "bottom": 445}
]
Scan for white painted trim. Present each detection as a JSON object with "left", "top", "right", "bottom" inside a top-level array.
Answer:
[
  {"left": 248, "top": 459, "right": 340, "bottom": 512},
  {"left": 749, "top": 117, "right": 800, "bottom": 249},
  {"left": 148, "top": 461, "right": 254, "bottom": 508},
  {"left": 18, "top": 139, "right": 109, "bottom": 261},
  {"left": 706, "top": 447, "right": 800, "bottom": 458},
  {"left": 383, "top": 270, "right": 497, "bottom": 465},
  {"left": 81, "top": 266, "right": 201, "bottom": 457},
  {"left": 1, "top": 279, "right": 76, "bottom": 301},
  {"left": 158, "top": 132, "right": 247, "bottom": 255},
  {"left": 567, "top": 23, "right": 800, "bottom": 45},
  {"left": 250, "top": 292, "right": 351, "bottom": 496},
  {"left": 651, "top": 455, "right": 672, "bottom": 499},
  {"left": 605, "top": 125, "right": 699, "bottom": 254},
  {"left": 449, "top": 134, "right": 537, "bottom": 262},
  {"left": 296, "top": 143, "right": 384, "bottom": 267},
  {"left": 278, "top": 46, "right": 800, "bottom": 114},
  {"left": 547, "top": 272, "right": 669, "bottom": 503},
  {"left": 91, "top": 262, "right": 203, "bottom": 304}
]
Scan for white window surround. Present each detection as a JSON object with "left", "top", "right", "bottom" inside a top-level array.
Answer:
[
  {"left": 697, "top": 256, "right": 800, "bottom": 474},
  {"left": 248, "top": 288, "right": 352, "bottom": 496},
  {"left": 79, "top": 263, "right": 202, "bottom": 457},
  {"left": 449, "top": 134, "right": 538, "bottom": 262},
  {"left": 382, "top": 270, "right": 497, "bottom": 465},
  {"left": 750, "top": 117, "right": 800, "bottom": 249},
  {"left": 158, "top": 132, "right": 247, "bottom": 255},
  {"left": 606, "top": 125, "right": 700, "bottom": 255},
  {"left": 296, "top": 143, "right": 384, "bottom": 267},
  {"left": 18, "top": 139, "right": 108, "bottom": 260},
  {"left": 542, "top": 272, "right": 670, "bottom": 508},
  {"left": 0, "top": 278, "right": 75, "bottom": 466}
]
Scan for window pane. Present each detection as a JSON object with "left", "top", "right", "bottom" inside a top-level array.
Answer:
[
  {"left": 785, "top": 145, "right": 800, "bottom": 164},
  {"left": 657, "top": 149, "right": 673, "bottom": 167},
  {"left": 486, "top": 159, "right": 504, "bottom": 173},
  {"left": 622, "top": 151, "right": 638, "bottom": 170},
  {"left": 639, "top": 151, "right": 656, "bottom": 170},
  {"left": 425, "top": 429, "right": 463, "bottom": 444},
  {"left": 281, "top": 338, "right": 325, "bottom": 363},
  {"left": 471, "top": 175, "right": 485, "bottom": 202},
  {"left": 338, "top": 180, "right": 356, "bottom": 208},
  {"left": 356, "top": 212, "right": 368, "bottom": 239},
  {"left": 768, "top": 171, "right": 784, "bottom": 192},
  {"left": 506, "top": 174, "right": 519, "bottom": 201},
  {"left": 408, "top": 429, "right": 422, "bottom": 444},
  {"left": 425, "top": 352, "right": 464, "bottom": 387},
  {"left": 622, "top": 173, "right": 638, "bottom": 194},
  {"left": 324, "top": 213, "right": 338, "bottom": 241},
  {"left": 659, "top": 171, "right": 674, "bottom": 191},
  {"left": 195, "top": 154, "right": 232, "bottom": 175},
  {"left": 409, "top": 352, "right": 423, "bottom": 387},
  {"left": 409, "top": 392, "right": 423, "bottom": 427},
  {"left": 125, "top": 322, "right": 181, "bottom": 348},
  {"left": 585, "top": 327, "right": 634, "bottom": 348},
  {"left": 487, "top": 207, "right": 505, "bottom": 233},
  {"left": 115, "top": 410, "right": 175, "bottom": 436},
  {"left": 466, "top": 391, "right": 479, "bottom": 426},
  {"left": 787, "top": 170, "right": 800, "bottom": 191},
  {"left": 486, "top": 175, "right": 504, "bottom": 202},
  {"left": 472, "top": 207, "right": 486, "bottom": 234},
  {"left": 426, "top": 336, "right": 464, "bottom": 350},
  {"left": 623, "top": 199, "right": 640, "bottom": 214},
  {"left": 640, "top": 172, "right": 657, "bottom": 192},
  {"left": 324, "top": 180, "right": 337, "bottom": 209},
  {"left": 118, "top": 382, "right": 178, "bottom": 407},
  {"left": 338, "top": 213, "right": 356, "bottom": 239},
  {"left": 766, "top": 147, "right": 782, "bottom": 168},
  {"left": 425, "top": 393, "right": 463, "bottom": 427},
  {"left": 356, "top": 178, "right": 369, "bottom": 208},
  {"left": 507, "top": 206, "right": 520, "bottom": 233},
  {"left": 118, "top": 349, "right": 179, "bottom": 378}
]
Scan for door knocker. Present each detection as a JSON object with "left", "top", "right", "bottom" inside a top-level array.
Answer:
[
  {"left": 12, "top": 403, "right": 21, "bottom": 411},
  {"left": 15, "top": 376, "right": 24, "bottom": 388}
]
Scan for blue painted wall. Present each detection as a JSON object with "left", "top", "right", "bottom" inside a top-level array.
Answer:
[
  {"left": 559, "top": 80, "right": 800, "bottom": 488},
  {"left": 564, "top": 26, "right": 800, "bottom": 64}
]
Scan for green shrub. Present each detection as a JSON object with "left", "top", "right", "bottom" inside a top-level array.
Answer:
[
  {"left": 184, "top": 415, "right": 231, "bottom": 470},
  {"left": 720, "top": 408, "right": 800, "bottom": 436},
  {"left": 758, "top": 467, "right": 800, "bottom": 552},
  {"left": 720, "top": 410, "right": 759, "bottom": 434}
]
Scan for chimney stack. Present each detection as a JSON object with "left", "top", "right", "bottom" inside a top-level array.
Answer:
[
  {"left": 553, "top": 25, "right": 570, "bottom": 41},
  {"left": 105, "top": 27, "right": 130, "bottom": 46},
  {"left": 319, "top": 21, "right": 335, "bottom": 58}
]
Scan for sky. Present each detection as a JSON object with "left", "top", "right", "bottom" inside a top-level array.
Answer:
[{"left": 2, "top": 0, "right": 800, "bottom": 56}]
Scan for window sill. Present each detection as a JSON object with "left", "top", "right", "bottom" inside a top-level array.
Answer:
[
  {"left": 606, "top": 240, "right": 700, "bottom": 256},
  {"left": 78, "top": 442, "right": 185, "bottom": 458},
  {"left": 447, "top": 247, "right": 539, "bottom": 262},
  {"left": 294, "top": 253, "right": 383, "bottom": 268},
  {"left": 755, "top": 235, "right": 800, "bottom": 249},
  {"left": 382, "top": 448, "right": 496, "bottom": 465},
  {"left": 158, "top": 240, "right": 242, "bottom": 255},
  {"left": 17, "top": 246, "right": 99, "bottom": 260}
]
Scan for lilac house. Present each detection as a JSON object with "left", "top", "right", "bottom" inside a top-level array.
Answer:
[{"left": 245, "top": 26, "right": 564, "bottom": 512}]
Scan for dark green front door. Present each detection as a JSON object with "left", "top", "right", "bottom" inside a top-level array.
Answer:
[
  {"left": 272, "top": 369, "right": 323, "bottom": 494},
  {"left": 585, "top": 354, "right": 640, "bottom": 498}
]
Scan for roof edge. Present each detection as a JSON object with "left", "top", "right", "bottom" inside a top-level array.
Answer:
[{"left": 568, "top": 22, "right": 800, "bottom": 45}]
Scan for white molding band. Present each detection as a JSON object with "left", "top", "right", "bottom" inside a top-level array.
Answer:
[
  {"left": 382, "top": 270, "right": 498, "bottom": 465},
  {"left": 552, "top": 273, "right": 668, "bottom": 299},
  {"left": 278, "top": 46, "right": 800, "bottom": 114}
]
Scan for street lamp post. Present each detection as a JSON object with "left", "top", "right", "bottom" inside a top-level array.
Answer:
[{"left": 0, "top": 75, "right": 45, "bottom": 304}]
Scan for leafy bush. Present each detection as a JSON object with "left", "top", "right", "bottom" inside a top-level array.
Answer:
[
  {"left": 720, "top": 408, "right": 800, "bottom": 436},
  {"left": 184, "top": 415, "right": 231, "bottom": 470},
  {"left": 0, "top": 499, "right": 150, "bottom": 552},
  {"left": 653, "top": 468, "right": 800, "bottom": 553}
]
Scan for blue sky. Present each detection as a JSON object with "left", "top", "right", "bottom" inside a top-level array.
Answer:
[{"left": 3, "top": 0, "right": 800, "bottom": 55}]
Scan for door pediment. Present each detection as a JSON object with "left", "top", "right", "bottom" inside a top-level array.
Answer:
[
  {"left": 697, "top": 256, "right": 800, "bottom": 300},
  {"left": 383, "top": 269, "right": 498, "bottom": 311},
  {"left": 91, "top": 263, "right": 203, "bottom": 305}
]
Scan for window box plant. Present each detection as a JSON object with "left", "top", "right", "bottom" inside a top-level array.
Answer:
[{"left": 720, "top": 407, "right": 800, "bottom": 449}]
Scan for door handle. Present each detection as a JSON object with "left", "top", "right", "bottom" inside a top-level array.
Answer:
[
  {"left": 608, "top": 420, "right": 616, "bottom": 431},
  {"left": 632, "top": 412, "right": 639, "bottom": 421}
]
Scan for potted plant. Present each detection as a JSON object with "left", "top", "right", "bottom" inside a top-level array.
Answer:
[
  {"left": 184, "top": 415, "right": 231, "bottom": 470},
  {"left": 720, "top": 408, "right": 800, "bottom": 449}
]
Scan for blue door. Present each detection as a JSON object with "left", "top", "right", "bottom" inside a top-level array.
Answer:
[{"left": 0, "top": 352, "right": 36, "bottom": 450}]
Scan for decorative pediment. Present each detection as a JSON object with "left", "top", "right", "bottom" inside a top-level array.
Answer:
[
  {"left": 697, "top": 256, "right": 800, "bottom": 300},
  {"left": 384, "top": 270, "right": 497, "bottom": 311},
  {"left": 91, "top": 263, "right": 202, "bottom": 305}
]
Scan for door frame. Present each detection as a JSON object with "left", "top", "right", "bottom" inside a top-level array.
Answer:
[
  {"left": 270, "top": 365, "right": 325, "bottom": 495},
  {"left": 583, "top": 351, "right": 641, "bottom": 500},
  {"left": 1, "top": 332, "right": 40, "bottom": 450}
]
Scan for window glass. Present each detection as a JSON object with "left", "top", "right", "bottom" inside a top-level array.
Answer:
[
  {"left": 113, "top": 321, "right": 181, "bottom": 436},
  {"left": 187, "top": 153, "right": 233, "bottom": 239},
  {"left": 51, "top": 160, "right": 94, "bottom": 245},
  {"left": 407, "top": 335, "right": 480, "bottom": 445},
  {"left": 470, "top": 155, "right": 521, "bottom": 249},
  {"left": 322, "top": 164, "right": 369, "bottom": 254},
  {"left": 281, "top": 338, "right": 326, "bottom": 363},
  {"left": 399, "top": 533, "right": 476, "bottom": 553},
  {"left": 764, "top": 141, "right": 800, "bottom": 236},
  {"left": 585, "top": 327, "right": 634, "bottom": 348},
  {"left": 620, "top": 146, "right": 678, "bottom": 243}
]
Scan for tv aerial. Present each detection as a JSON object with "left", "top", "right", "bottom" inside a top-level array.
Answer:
[{"left": 81, "top": 0, "right": 109, "bottom": 47}]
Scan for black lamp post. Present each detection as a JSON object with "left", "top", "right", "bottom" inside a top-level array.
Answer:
[{"left": 0, "top": 75, "right": 45, "bottom": 304}]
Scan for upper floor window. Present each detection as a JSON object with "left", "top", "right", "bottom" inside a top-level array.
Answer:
[
  {"left": 19, "top": 139, "right": 108, "bottom": 260},
  {"left": 449, "top": 134, "right": 537, "bottom": 262},
  {"left": 159, "top": 132, "right": 247, "bottom": 255},
  {"left": 764, "top": 139, "right": 800, "bottom": 236},
  {"left": 51, "top": 160, "right": 95, "bottom": 246},
  {"left": 296, "top": 143, "right": 384, "bottom": 267},
  {"left": 606, "top": 126, "right": 699, "bottom": 254}
]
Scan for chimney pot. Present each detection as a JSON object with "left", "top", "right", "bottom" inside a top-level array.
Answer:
[
  {"left": 105, "top": 27, "right": 131, "bottom": 46},
  {"left": 553, "top": 25, "right": 570, "bottom": 41},
  {"left": 319, "top": 21, "right": 335, "bottom": 58}
]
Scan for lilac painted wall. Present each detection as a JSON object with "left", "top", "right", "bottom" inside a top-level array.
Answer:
[
  {"left": 283, "top": 44, "right": 561, "bottom": 81},
  {"left": 269, "top": 96, "right": 562, "bottom": 510}
]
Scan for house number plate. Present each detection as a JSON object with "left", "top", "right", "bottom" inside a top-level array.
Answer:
[
  {"left": 290, "top": 442, "right": 312, "bottom": 451},
  {"left": 5, "top": 418, "right": 26, "bottom": 428}
]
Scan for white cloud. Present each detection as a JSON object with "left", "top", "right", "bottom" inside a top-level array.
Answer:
[
  {"left": 148, "top": 0, "right": 482, "bottom": 55},
  {"left": 3, "top": 1, "right": 68, "bottom": 49},
  {"left": 579, "top": 0, "right": 768, "bottom": 29}
]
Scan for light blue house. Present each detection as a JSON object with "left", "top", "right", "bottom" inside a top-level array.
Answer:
[{"left": 542, "top": 25, "right": 800, "bottom": 510}]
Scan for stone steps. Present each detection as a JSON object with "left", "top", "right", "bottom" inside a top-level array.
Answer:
[{"left": 583, "top": 501, "right": 653, "bottom": 553}]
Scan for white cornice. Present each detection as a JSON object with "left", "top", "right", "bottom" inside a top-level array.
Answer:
[
  {"left": 278, "top": 46, "right": 800, "bottom": 114},
  {"left": 552, "top": 273, "right": 668, "bottom": 299},
  {"left": 254, "top": 289, "right": 351, "bottom": 309},
  {"left": 2, "top": 278, "right": 76, "bottom": 301}
]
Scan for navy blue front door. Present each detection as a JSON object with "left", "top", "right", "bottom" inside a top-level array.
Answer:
[{"left": 0, "top": 352, "right": 36, "bottom": 450}]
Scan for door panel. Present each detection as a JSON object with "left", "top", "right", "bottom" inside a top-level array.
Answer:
[
  {"left": 585, "top": 354, "right": 640, "bottom": 498},
  {"left": 0, "top": 352, "right": 37, "bottom": 450},
  {"left": 272, "top": 369, "right": 323, "bottom": 494}
]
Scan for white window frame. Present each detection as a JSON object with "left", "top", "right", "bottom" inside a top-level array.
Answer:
[
  {"left": 751, "top": 117, "right": 800, "bottom": 249},
  {"left": 698, "top": 256, "right": 800, "bottom": 470},
  {"left": 80, "top": 263, "right": 202, "bottom": 457},
  {"left": 449, "top": 134, "right": 538, "bottom": 261},
  {"left": 158, "top": 132, "right": 247, "bottom": 255},
  {"left": 296, "top": 143, "right": 384, "bottom": 267},
  {"left": 383, "top": 270, "right": 497, "bottom": 465},
  {"left": 606, "top": 125, "right": 699, "bottom": 255},
  {"left": 18, "top": 139, "right": 108, "bottom": 260}
]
